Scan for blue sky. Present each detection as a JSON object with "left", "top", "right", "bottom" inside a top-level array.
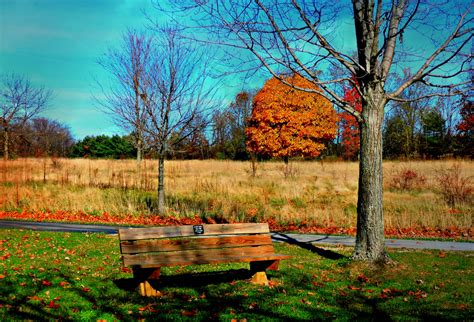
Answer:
[
  {"left": 0, "top": 0, "right": 156, "bottom": 139},
  {"left": 1, "top": 1, "right": 468, "bottom": 139},
  {"left": 0, "top": 1, "right": 352, "bottom": 141},
  {"left": 0, "top": 0, "right": 269, "bottom": 139}
]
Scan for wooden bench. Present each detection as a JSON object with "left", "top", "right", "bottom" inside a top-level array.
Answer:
[{"left": 118, "top": 223, "right": 290, "bottom": 296}]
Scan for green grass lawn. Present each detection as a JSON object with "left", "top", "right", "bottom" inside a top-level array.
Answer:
[{"left": 0, "top": 229, "right": 472, "bottom": 321}]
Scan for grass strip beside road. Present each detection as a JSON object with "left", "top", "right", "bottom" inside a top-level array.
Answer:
[{"left": 0, "top": 229, "right": 472, "bottom": 320}]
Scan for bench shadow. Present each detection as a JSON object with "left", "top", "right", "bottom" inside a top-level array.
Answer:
[
  {"left": 114, "top": 268, "right": 255, "bottom": 291},
  {"left": 272, "top": 233, "right": 345, "bottom": 260}
]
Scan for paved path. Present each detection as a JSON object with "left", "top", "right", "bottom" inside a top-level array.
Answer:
[
  {"left": 271, "top": 232, "right": 474, "bottom": 252},
  {"left": 0, "top": 220, "right": 472, "bottom": 252}
]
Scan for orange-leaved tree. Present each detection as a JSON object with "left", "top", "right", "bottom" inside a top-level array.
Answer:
[{"left": 246, "top": 74, "right": 337, "bottom": 175}]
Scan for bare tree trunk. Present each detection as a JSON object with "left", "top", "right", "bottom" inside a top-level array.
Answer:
[
  {"left": 353, "top": 92, "right": 389, "bottom": 262},
  {"left": 283, "top": 156, "right": 289, "bottom": 178},
  {"left": 250, "top": 153, "right": 258, "bottom": 177},
  {"left": 157, "top": 152, "right": 165, "bottom": 215},
  {"left": 136, "top": 136, "right": 142, "bottom": 188},
  {"left": 137, "top": 145, "right": 142, "bottom": 163},
  {"left": 3, "top": 128, "right": 9, "bottom": 161},
  {"left": 134, "top": 85, "right": 143, "bottom": 188}
]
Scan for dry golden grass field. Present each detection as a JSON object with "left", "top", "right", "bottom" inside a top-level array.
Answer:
[{"left": 0, "top": 158, "right": 472, "bottom": 235}]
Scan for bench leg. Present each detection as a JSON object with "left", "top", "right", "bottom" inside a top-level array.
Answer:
[
  {"left": 132, "top": 267, "right": 161, "bottom": 297},
  {"left": 250, "top": 271, "right": 269, "bottom": 286},
  {"left": 249, "top": 260, "right": 280, "bottom": 286}
]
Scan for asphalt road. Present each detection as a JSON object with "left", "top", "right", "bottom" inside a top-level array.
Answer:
[{"left": 0, "top": 220, "right": 472, "bottom": 252}]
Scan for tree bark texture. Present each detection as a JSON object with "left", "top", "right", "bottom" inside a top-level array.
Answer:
[
  {"left": 136, "top": 139, "right": 142, "bottom": 164},
  {"left": 136, "top": 136, "right": 142, "bottom": 187},
  {"left": 134, "top": 80, "right": 143, "bottom": 186},
  {"left": 353, "top": 89, "right": 388, "bottom": 262},
  {"left": 250, "top": 153, "right": 258, "bottom": 177},
  {"left": 157, "top": 154, "right": 165, "bottom": 215}
]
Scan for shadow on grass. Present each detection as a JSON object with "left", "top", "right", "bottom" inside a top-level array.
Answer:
[
  {"left": 335, "top": 288, "right": 468, "bottom": 322},
  {"left": 2, "top": 267, "right": 470, "bottom": 321},
  {"left": 336, "top": 290, "right": 392, "bottom": 321},
  {"left": 0, "top": 280, "right": 58, "bottom": 320},
  {"left": 272, "top": 233, "right": 345, "bottom": 260},
  {"left": 115, "top": 268, "right": 254, "bottom": 291},
  {"left": 0, "top": 272, "right": 137, "bottom": 321},
  {"left": 113, "top": 269, "right": 329, "bottom": 321}
]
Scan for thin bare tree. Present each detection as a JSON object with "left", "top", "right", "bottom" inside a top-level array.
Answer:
[
  {"left": 0, "top": 74, "right": 52, "bottom": 160},
  {"left": 141, "top": 26, "right": 218, "bottom": 214},
  {"left": 159, "top": 0, "right": 473, "bottom": 262},
  {"left": 97, "top": 30, "right": 153, "bottom": 180}
]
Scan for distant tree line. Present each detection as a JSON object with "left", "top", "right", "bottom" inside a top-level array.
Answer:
[
  {"left": 332, "top": 96, "right": 473, "bottom": 161},
  {"left": 210, "top": 90, "right": 473, "bottom": 161},
  {"left": 2, "top": 75, "right": 471, "bottom": 161},
  {"left": 326, "top": 72, "right": 473, "bottom": 161},
  {"left": 2, "top": 94, "right": 471, "bottom": 161},
  {"left": 69, "top": 135, "right": 136, "bottom": 159},
  {"left": 383, "top": 97, "right": 472, "bottom": 160},
  {"left": 0, "top": 116, "right": 74, "bottom": 158}
]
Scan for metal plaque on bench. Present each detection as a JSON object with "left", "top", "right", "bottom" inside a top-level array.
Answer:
[{"left": 193, "top": 225, "right": 204, "bottom": 235}]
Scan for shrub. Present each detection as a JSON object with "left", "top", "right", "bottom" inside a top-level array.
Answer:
[
  {"left": 389, "top": 168, "right": 426, "bottom": 191},
  {"left": 436, "top": 164, "right": 473, "bottom": 207},
  {"left": 50, "top": 157, "right": 63, "bottom": 170},
  {"left": 278, "top": 161, "right": 299, "bottom": 178}
]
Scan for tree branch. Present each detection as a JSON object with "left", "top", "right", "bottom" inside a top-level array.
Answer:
[{"left": 389, "top": 4, "right": 472, "bottom": 98}]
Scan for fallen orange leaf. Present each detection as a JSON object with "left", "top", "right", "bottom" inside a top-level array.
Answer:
[{"left": 181, "top": 309, "right": 198, "bottom": 317}]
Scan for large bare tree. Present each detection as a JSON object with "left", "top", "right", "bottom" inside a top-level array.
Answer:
[
  {"left": 161, "top": 0, "right": 473, "bottom": 261},
  {"left": 141, "top": 26, "right": 217, "bottom": 214},
  {"left": 1, "top": 74, "right": 52, "bottom": 160},
  {"left": 97, "top": 30, "right": 153, "bottom": 179}
]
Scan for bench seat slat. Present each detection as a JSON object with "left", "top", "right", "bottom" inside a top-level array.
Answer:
[
  {"left": 122, "top": 245, "right": 281, "bottom": 267},
  {"left": 125, "top": 253, "right": 291, "bottom": 268},
  {"left": 119, "top": 223, "right": 269, "bottom": 241},
  {"left": 121, "top": 235, "right": 273, "bottom": 254}
]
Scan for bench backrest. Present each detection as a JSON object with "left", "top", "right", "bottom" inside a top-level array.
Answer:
[{"left": 118, "top": 223, "right": 276, "bottom": 268}]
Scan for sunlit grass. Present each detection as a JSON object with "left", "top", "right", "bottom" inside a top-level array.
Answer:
[{"left": 0, "top": 229, "right": 472, "bottom": 320}]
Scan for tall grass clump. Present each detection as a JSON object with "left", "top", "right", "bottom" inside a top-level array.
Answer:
[
  {"left": 436, "top": 163, "right": 473, "bottom": 208},
  {"left": 389, "top": 167, "right": 426, "bottom": 191}
]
